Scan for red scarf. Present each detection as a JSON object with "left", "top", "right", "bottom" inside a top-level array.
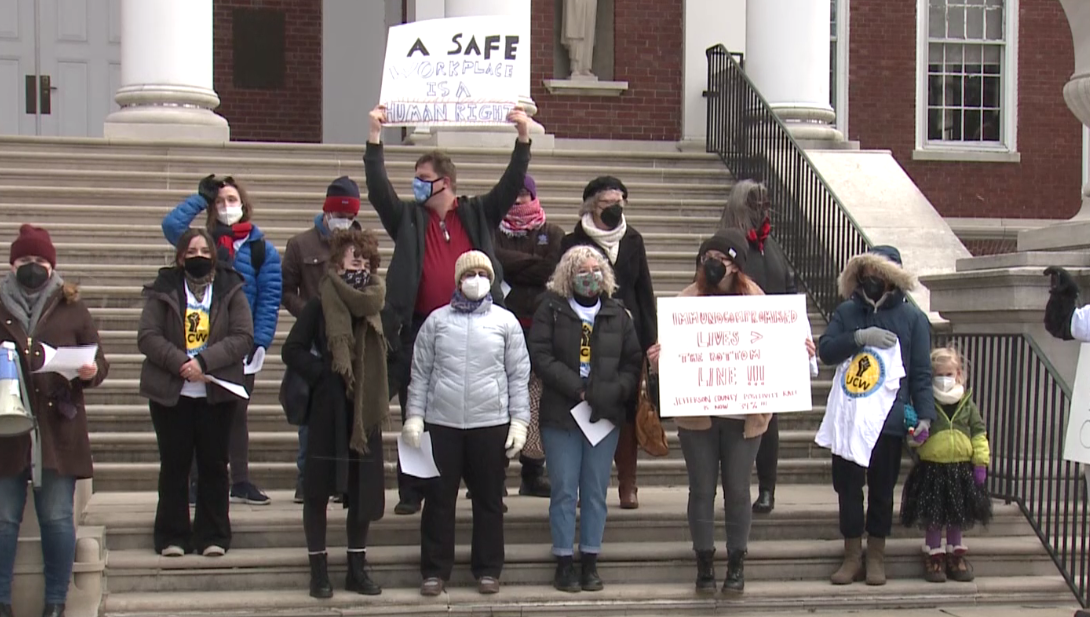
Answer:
[
  {"left": 747, "top": 219, "right": 771, "bottom": 252},
  {"left": 216, "top": 222, "right": 253, "bottom": 258},
  {"left": 499, "top": 198, "right": 547, "bottom": 236}
]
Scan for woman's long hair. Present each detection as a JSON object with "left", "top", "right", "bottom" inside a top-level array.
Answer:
[
  {"left": 547, "top": 245, "right": 618, "bottom": 298},
  {"left": 174, "top": 228, "right": 218, "bottom": 270},
  {"left": 718, "top": 179, "right": 769, "bottom": 231},
  {"left": 203, "top": 176, "right": 254, "bottom": 230}
]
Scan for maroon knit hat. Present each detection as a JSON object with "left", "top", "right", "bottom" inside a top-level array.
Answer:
[{"left": 10, "top": 224, "right": 56, "bottom": 268}]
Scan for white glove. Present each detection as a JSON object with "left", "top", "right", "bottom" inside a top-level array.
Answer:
[
  {"left": 505, "top": 420, "right": 528, "bottom": 459},
  {"left": 402, "top": 416, "right": 424, "bottom": 449}
]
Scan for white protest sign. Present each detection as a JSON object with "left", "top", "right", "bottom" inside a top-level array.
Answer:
[
  {"left": 379, "top": 16, "right": 530, "bottom": 127},
  {"left": 1063, "top": 343, "right": 1090, "bottom": 464},
  {"left": 657, "top": 294, "right": 813, "bottom": 416}
]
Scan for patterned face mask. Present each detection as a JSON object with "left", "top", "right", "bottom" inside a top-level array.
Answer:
[
  {"left": 341, "top": 269, "right": 370, "bottom": 290},
  {"left": 572, "top": 271, "right": 603, "bottom": 297}
]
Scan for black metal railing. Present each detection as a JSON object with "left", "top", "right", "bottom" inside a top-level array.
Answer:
[
  {"left": 705, "top": 45, "right": 868, "bottom": 320},
  {"left": 932, "top": 332, "right": 1089, "bottom": 606}
]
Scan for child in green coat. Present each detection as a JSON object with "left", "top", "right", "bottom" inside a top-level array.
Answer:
[{"left": 901, "top": 347, "right": 992, "bottom": 583}]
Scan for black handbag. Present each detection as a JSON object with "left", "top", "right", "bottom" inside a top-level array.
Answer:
[{"left": 279, "top": 343, "right": 321, "bottom": 426}]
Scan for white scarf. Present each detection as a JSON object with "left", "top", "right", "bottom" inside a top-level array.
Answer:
[
  {"left": 933, "top": 384, "right": 965, "bottom": 406},
  {"left": 579, "top": 212, "right": 627, "bottom": 264}
]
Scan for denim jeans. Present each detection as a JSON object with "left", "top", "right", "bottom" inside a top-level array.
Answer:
[
  {"left": 0, "top": 468, "right": 77, "bottom": 605},
  {"left": 678, "top": 418, "right": 762, "bottom": 552},
  {"left": 542, "top": 426, "right": 620, "bottom": 557}
]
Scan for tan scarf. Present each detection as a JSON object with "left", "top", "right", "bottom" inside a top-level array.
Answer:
[
  {"left": 319, "top": 273, "right": 389, "bottom": 453},
  {"left": 580, "top": 212, "right": 627, "bottom": 263}
]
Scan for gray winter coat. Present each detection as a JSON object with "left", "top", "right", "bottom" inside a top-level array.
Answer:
[{"left": 406, "top": 298, "right": 531, "bottom": 430}]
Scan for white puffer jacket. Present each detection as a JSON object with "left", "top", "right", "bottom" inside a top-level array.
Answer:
[{"left": 406, "top": 297, "right": 531, "bottom": 429}]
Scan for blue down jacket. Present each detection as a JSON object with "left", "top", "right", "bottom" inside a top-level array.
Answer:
[{"left": 162, "top": 195, "right": 282, "bottom": 350}]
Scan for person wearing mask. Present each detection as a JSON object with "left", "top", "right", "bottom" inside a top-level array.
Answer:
[
  {"left": 402, "top": 251, "right": 531, "bottom": 596},
  {"left": 282, "top": 176, "right": 363, "bottom": 504},
  {"left": 529, "top": 246, "right": 643, "bottom": 593},
  {"left": 647, "top": 229, "right": 815, "bottom": 595},
  {"left": 138, "top": 229, "right": 254, "bottom": 558},
  {"left": 162, "top": 175, "right": 281, "bottom": 507},
  {"left": 492, "top": 174, "right": 564, "bottom": 498},
  {"left": 818, "top": 245, "right": 934, "bottom": 586},
  {"left": 717, "top": 180, "right": 798, "bottom": 515},
  {"left": 0, "top": 225, "right": 109, "bottom": 617},
  {"left": 365, "top": 105, "right": 532, "bottom": 515},
  {"left": 282, "top": 229, "right": 387, "bottom": 599},
  {"left": 560, "top": 177, "right": 656, "bottom": 510}
]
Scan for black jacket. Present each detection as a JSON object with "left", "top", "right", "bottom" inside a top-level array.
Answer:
[
  {"left": 560, "top": 223, "right": 657, "bottom": 352},
  {"left": 528, "top": 292, "right": 643, "bottom": 430},
  {"left": 280, "top": 298, "right": 385, "bottom": 512},
  {"left": 364, "top": 141, "right": 531, "bottom": 352},
  {"left": 744, "top": 236, "right": 796, "bottom": 295},
  {"left": 494, "top": 222, "right": 566, "bottom": 325}
]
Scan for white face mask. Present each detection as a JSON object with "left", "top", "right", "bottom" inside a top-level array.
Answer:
[
  {"left": 218, "top": 205, "right": 244, "bottom": 226},
  {"left": 327, "top": 216, "right": 353, "bottom": 232},
  {"left": 461, "top": 275, "right": 491, "bottom": 301},
  {"left": 933, "top": 376, "right": 957, "bottom": 392}
]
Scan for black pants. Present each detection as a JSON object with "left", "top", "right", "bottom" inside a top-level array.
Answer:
[
  {"left": 303, "top": 498, "right": 370, "bottom": 553},
  {"left": 831, "top": 434, "right": 904, "bottom": 539},
  {"left": 190, "top": 374, "right": 256, "bottom": 486},
  {"left": 394, "top": 314, "right": 430, "bottom": 505},
  {"left": 755, "top": 414, "right": 779, "bottom": 492},
  {"left": 420, "top": 423, "right": 507, "bottom": 581},
  {"left": 150, "top": 397, "right": 236, "bottom": 553}
]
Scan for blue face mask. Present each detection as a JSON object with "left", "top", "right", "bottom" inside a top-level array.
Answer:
[{"left": 413, "top": 177, "right": 443, "bottom": 202}]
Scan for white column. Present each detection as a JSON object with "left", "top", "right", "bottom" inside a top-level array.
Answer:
[
  {"left": 745, "top": 0, "right": 841, "bottom": 143},
  {"left": 103, "top": 0, "right": 229, "bottom": 141},
  {"left": 681, "top": 0, "right": 747, "bottom": 146},
  {"left": 1060, "top": 0, "right": 1090, "bottom": 217}
]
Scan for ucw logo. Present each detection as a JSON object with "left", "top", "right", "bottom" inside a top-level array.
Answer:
[{"left": 187, "top": 332, "right": 208, "bottom": 345}]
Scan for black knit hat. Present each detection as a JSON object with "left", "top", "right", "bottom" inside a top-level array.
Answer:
[
  {"left": 324, "top": 176, "right": 360, "bottom": 215},
  {"left": 697, "top": 229, "right": 749, "bottom": 272},
  {"left": 582, "top": 176, "right": 628, "bottom": 201}
]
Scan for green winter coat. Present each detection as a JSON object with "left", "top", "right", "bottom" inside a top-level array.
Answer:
[{"left": 916, "top": 391, "right": 990, "bottom": 466}]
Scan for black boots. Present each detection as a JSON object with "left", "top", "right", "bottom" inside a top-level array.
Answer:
[
  {"left": 722, "top": 549, "right": 746, "bottom": 595},
  {"left": 580, "top": 552, "right": 604, "bottom": 591},
  {"left": 553, "top": 555, "right": 581, "bottom": 592},
  {"left": 695, "top": 550, "right": 717, "bottom": 592},
  {"left": 346, "top": 551, "right": 382, "bottom": 595},
  {"left": 519, "top": 460, "right": 551, "bottom": 497},
  {"left": 752, "top": 489, "right": 775, "bottom": 514},
  {"left": 308, "top": 553, "right": 333, "bottom": 599}
]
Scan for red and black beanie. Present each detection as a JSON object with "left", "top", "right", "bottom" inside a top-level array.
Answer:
[{"left": 324, "top": 176, "right": 361, "bottom": 216}]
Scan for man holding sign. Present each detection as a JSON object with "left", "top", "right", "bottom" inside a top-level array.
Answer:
[{"left": 364, "top": 104, "right": 531, "bottom": 515}]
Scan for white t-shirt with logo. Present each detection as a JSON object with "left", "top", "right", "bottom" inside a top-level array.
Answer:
[
  {"left": 569, "top": 298, "right": 601, "bottom": 378},
  {"left": 815, "top": 342, "right": 905, "bottom": 467},
  {"left": 180, "top": 284, "right": 213, "bottom": 399}
]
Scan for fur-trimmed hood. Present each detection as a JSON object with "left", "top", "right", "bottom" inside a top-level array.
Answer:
[
  {"left": 837, "top": 246, "right": 917, "bottom": 299},
  {"left": 62, "top": 282, "right": 79, "bottom": 303}
]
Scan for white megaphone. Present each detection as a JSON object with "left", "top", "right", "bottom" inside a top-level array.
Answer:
[{"left": 0, "top": 341, "right": 33, "bottom": 437}]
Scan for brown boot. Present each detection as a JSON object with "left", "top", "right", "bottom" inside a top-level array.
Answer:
[
  {"left": 945, "top": 545, "right": 974, "bottom": 582},
  {"left": 615, "top": 422, "right": 639, "bottom": 509},
  {"left": 866, "top": 536, "right": 887, "bottom": 586},
  {"left": 923, "top": 547, "right": 947, "bottom": 583},
  {"left": 830, "top": 537, "right": 864, "bottom": 585}
]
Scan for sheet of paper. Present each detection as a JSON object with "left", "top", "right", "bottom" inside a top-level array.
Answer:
[
  {"left": 244, "top": 347, "right": 266, "bottom": 375},
  {"left": 204, "top": 375, "right": 250, "bottom": 400},
  {"left": 500, "top": 281, "right": 512, "bottom": 298},
  {"left": 570, "top": 401, "right": 616, "bottom": 447},
  {"left": 398, "top": 432, "right": 440, "bottom": 479},
  {"left": 33, "top": 343, "right": 98, "bottom": 380}
]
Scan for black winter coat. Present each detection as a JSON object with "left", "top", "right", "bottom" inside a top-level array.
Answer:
[
  {"left": 560, "top": 222, "right": 657, "bottom": 353},
  {"left": 743, "top": 236, "right": 796, "bottom": 295},
  {"left": 281, "top": 298, "right": 385, "bottom": 514},
  {"left": 528, "top": 292, "right": 643, "bottom": 431}
]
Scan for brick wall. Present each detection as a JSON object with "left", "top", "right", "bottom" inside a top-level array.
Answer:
[
  {"left": 213, "top": 0, "right": 322, "bottom": 143},
  {"left": 530, "top": 0, "right": 684, "bottom": 140},
  {"left": 848, "top": 0, "right": 1081, "bottom": 219}
]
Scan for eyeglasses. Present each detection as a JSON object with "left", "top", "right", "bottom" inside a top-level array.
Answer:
[{"left": 438, "top": 219, "right": 450, "bottom": 243}]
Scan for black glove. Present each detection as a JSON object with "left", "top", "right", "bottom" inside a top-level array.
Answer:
[
  {"left": 1044, "top": 266, "right": 1079, "bottom": 340},
  {"left": 198, "top": 174, "right": 223, "bottom": 206}
]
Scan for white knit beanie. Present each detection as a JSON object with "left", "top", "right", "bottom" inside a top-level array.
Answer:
[{"left": 454, "top": 250, "right": 494, "bottom": 285}]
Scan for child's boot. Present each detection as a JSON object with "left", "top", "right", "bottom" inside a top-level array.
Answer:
[
  {"left": 923, "top": 546, "right": 946, "bottom": 583},
  {"left": 946, "top": 545, "right": 974, "bottom": 582}
]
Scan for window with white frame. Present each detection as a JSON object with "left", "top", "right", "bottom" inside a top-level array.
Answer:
[{"left": 923, "top": 0, "right": 1012, "bottom": 148}]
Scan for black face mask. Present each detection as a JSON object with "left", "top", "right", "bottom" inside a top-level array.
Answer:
[
  {"left": 15, "top": 263, "right": 49, "bottom": 290},
  {"left": 860, "top": 275, "right": 887, "bottom": 302},
  {"left": 341, "top": 269, "right": 370, "bottom": 290},
  {"left": 599, "top": 204, "right": 624, "bottom": 230},
  {"left": 702, "top": 258, "right": 727, "bottom": 287},
  {"left": 184, "top": 256, "right": 214, "bottom": 279}
]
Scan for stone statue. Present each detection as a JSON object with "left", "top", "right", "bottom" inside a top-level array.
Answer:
[{"left": 562, "top": 0, "right": 598, "bottom": 79}]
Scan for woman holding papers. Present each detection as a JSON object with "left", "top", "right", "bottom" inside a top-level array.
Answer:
[
  {"left": 138, "top": 229, "right": 254, "bottom": 559},
  {"left": 402, "top": 250, "right": 530, "bottom": 597},
  {"left": 647, "top": 229, "right": 815, "bottom": 595},
  {"left": 281, "top": 229, "right": 388, "bottom": 600},
  {"left": 0, "top": 225, "right": 109, "bottom": 617},
  {"left": 528, "top": 245, "right": 642, "bottom": 593}
]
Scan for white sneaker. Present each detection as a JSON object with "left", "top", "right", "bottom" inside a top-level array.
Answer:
[
  {"left": 202, "top": 545, "right": 226, "bottom": 557},
  {"left": 161, "top": 546, "right": 185, "bottom": 557}
]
